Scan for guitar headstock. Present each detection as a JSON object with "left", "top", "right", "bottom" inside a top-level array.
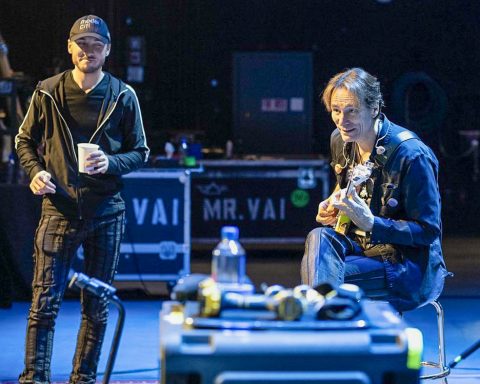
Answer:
[{"left": 346, "top": 161, "right": 374, "bottom": 194}]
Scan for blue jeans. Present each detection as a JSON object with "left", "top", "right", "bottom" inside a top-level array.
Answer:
[
  {"left": 19, "top": 211, "right": 125, "bottom": 384},
  {"left": 301, "top": 227, "right": 390, "bottom": 300}
]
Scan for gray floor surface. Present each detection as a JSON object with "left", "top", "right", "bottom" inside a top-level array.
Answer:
[{"left": 0, "top": 297, "right": 479, "bottom": 383}]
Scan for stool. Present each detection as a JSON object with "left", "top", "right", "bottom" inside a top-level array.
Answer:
[{"left": 419, "top": 300, "right": 450, "bottom": 382}]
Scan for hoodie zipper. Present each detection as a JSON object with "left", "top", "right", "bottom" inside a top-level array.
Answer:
[
  {"left": 88, "top": 88, "right": 127, "bottom": 143},
  {"left": 40, "top": 87, "right": 127, "bottom": 219},
  {"left": 40, "top": 90, "right": 78, "bottom": 163},
  {"left": 40, "top": 90, "right": 84, "bottom": 219}
]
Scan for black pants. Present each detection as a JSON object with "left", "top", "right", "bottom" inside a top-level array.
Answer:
[{"left": 19, "top": 211, "right": 125, "bottom": 384}]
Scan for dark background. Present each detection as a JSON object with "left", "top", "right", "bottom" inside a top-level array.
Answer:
[
  {"left": 1, "top": 0, "right": 479, "bottom": 304},
  {"left": 1, "top": 0, "right": 479, "bottom": 235}
]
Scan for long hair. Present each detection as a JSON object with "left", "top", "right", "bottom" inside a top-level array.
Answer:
[{"left": 321, "top": 68, "right": 384, "bottom": 112}]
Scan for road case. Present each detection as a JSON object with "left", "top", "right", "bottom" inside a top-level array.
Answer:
[
  {"left": 191, "top": 159, "right": 330, "bottom": 249},
  {"left": 159, "top": 300, "right": 422, "bottom": 384},
  {"left": 116, "top": 169, "right": 191, "bottom": 282}
]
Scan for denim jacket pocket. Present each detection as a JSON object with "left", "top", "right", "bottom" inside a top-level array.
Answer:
[{"left": 380, "top": 183, "right": 401, "bottom": 216}]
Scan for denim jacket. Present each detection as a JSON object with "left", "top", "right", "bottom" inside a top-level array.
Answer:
[{"left": 330, "top": 115, "right": 448, "bottom": 311}]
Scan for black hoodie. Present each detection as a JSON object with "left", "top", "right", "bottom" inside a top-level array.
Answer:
[{"left": 15, "top": 70, "right": 149, "bottom": 219}]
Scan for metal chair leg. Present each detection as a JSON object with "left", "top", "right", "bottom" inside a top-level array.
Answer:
[{"left": 420, "top": 300, "right": 450, "bottom": 382}]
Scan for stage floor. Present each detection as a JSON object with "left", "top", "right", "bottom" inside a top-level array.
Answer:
[{"left": 1, "top": 297, "right": 479, "bottom": 383}]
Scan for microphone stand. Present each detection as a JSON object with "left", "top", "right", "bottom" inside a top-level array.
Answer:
[
  {"left": 69, "top": 272, "right": 126, "bottom": 384},
  {"left": 102, "top": 294, "right": 125, "bottom": 384},
  {"left": 449, "top": 339, "right": 480, "bottom": 368}
]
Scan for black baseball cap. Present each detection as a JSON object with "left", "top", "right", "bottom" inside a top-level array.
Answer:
[{"left": 69, "top": 15, "right": 110, "bottom": 44}]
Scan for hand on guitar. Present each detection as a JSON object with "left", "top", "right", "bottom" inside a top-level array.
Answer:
[
  {"left": 331, "top": 188, "right": 374, "bottom": 232},
  {"left": 316, "top": 194, "right": 339, "bottom": 226}
]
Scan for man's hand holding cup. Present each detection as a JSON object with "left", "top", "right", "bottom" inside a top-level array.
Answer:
[{"left": 78, "top": 143, "right": 109, "bottom": 175}]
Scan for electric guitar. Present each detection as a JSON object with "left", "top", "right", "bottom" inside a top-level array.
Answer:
[{"left": 334, "top": 161, "right": 374, "bottom": 235}]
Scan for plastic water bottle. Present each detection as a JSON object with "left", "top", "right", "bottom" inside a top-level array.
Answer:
[{"left": 211, "top": 226, "right": 246, "bottom": 285}]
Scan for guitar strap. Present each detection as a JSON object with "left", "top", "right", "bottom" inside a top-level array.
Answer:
[
  {"left": 353, "top": 126, "right": 420, "bottom": 244},
  {"left": 334, "top": 122, "right": 421, "bottom": 246},
  {"left": 335, "top": 123, "right": 419, "bottom": 188},
  {"left": 374, "top": 128, "right": 420, "bottom": 169}
]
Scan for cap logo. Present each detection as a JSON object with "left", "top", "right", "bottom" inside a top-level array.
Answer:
[
  {"left": 70, "top": 15, "right": 110, "bottom": 43},
  {"left": 79, "top": 18, "right": 100, "bottom": 30}
]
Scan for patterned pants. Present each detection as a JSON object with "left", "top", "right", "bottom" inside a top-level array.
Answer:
[{"left": 19, "top": 211, "right": 125, "bottom": 384}]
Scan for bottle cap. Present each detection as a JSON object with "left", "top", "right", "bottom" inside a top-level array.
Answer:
[{"left": 221, "top": 226, "right": 239, "bottom": 240}]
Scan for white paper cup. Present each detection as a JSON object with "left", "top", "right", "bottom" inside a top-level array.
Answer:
[{"left": 78, "top": 143, "right": 99, "bottom": 173}]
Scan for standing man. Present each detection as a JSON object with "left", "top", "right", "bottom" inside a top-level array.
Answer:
[
  {"left": 15, "top": 15, "right": 149, "bottom": 383},
  {"left": 301, "top": 68, "right": 447, "bottom": 311}
]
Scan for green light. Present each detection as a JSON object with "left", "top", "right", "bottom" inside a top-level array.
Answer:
[
  {"left": 405, "top": 327, "right": 423, "bottom": 370},
  {"left": 290, "top": 189, "right": 309, "bottom": 208}
]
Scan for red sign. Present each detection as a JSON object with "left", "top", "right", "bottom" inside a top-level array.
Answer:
[{"left": 261, "top": 98, "right": 288, "bottom": 112}]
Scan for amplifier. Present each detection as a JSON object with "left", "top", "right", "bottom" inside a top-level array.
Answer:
[{"left": 159, "top": 300, "right": 422, "bottom": 384}]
